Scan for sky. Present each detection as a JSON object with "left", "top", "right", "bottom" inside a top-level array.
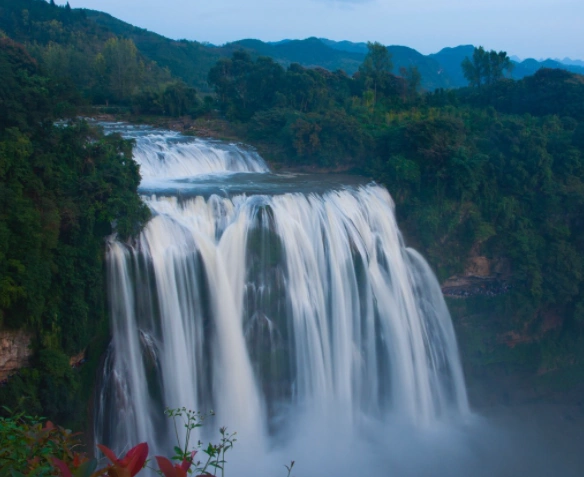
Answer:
[{"left": 56, "top": 0, "right": 583, "bottom": 60}]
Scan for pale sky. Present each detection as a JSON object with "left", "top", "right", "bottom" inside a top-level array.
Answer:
[{"left": 57, "top": 0, "right": 583, "bottom": 60}]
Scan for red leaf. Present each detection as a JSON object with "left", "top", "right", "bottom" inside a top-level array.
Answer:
[
  {"left": 97, "top": 444, "right": 120, "bottom": 465},
  {"left": 51, "top": 457, "right": 73, "bottom": 477},
  {"left": 156, "top": 456, "right": 179, "bottom": 477},
  {"left": 121, "top": 443, "right": 148, "bottom": 476}
]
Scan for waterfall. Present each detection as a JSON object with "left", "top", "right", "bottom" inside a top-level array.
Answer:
[{"left": 95, "top": 125, "right": 469, "bottom": 474}]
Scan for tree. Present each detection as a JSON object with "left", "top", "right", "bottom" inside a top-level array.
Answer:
[
  {"left": 358, "top": 42, "right": 393, "bottom": 107},
  {"left": 360, "top": 41, "right": 393, "bottom": 76},
  {"left": 160, "top": 81, "right": 199, "bottom": 117},
  {"left": 400, "top": 65, "right": 422, "bottom": 98},
  {"left": 462, "top": 46, "right": 513, "bottom": 87},
  {"left": 487, "top": 50, "right": 514, "bottom": 84},
  {"left": 208, "top": 51, "right": 285, "bottom": 120},
  {"left": 102, "top": 38, "right": 143, "bottom": 102}
]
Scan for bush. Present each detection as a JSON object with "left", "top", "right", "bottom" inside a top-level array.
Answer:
[{"left": 0, "top": 411, "right": 84, "bottom": 476}]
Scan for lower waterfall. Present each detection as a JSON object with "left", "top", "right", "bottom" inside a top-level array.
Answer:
[{"left": 94, "top": 124, "right": 472, "bottom": 476}]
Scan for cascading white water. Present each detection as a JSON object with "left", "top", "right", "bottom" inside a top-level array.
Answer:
[{"left": 95, "top": 125, "right": 470, "bottom": 475}]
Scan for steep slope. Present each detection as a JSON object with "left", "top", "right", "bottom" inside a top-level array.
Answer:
[
  {"left": 388, "top": 45, "right": 454, "bottom": 90},
  {"left": 430, "top": 45, "right": 476, "bottom": 88},
  {"left": 83, "top": 10, "right": 225, "bottom": 92}
]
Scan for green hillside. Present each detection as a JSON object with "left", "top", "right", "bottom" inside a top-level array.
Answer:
[{"left": 83, "top": 9, "right": 225, "bottom": 92}]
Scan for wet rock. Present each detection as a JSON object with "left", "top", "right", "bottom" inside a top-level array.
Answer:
[{"left": 0, "top": 330, "right": 33, "bottom": 381}]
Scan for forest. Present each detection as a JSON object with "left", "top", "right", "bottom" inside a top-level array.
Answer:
[
  {"left": 0, "top": 0, "right": 583, "bottom": 434},
  {"left": 0, "top": 36, "right": 148, "bottom": 427}
]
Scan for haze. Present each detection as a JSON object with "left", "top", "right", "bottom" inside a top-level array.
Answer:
[{"left": 56, "top": 0, "right": 583, "bottom": 61}]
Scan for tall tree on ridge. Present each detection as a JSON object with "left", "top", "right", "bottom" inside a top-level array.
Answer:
[
  {"left": 359, "top": 41, "right": 393, "bottom": 107},
  {"left": 462, "top": 46, "right": 513, "bottom": 87}
]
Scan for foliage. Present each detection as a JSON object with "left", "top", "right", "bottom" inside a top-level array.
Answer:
[
  {"left": 0, "top": 37, "right": 149, "bottom": 424},
  {"left": 102, "top": 38, "right": 143, "bottom": 101},
  {"left": 208, "top": 50, "right": 406, "bottom": 127},
  {"left": 458, "top": 67, "right": 584, "bottom": 121},
  {"left": 0, "top": 0, "right": 175, "bottom": 105},
  {"left": 461, "top": 46, "right": 513, "bottom": 87},
  {"left": 132, "top": 81, "right": 201, "bottom": 117},
  {"left": 357, "top": 41, "right": 394, "bottom": 106},
  {"left": 0, "top": 410, "right": 86, "bottom": 476},
  {"left": 164, "top": 408, "right": 236, "bottom": 477},
  {"left": 0, "top": 350, "right": 81, "bottom": 426},
  {"left": 0, "top": 408, "right": 229, "bottom": 477},
  {"left": 0, "top": 408, "right": 250, "bottom": 477}
]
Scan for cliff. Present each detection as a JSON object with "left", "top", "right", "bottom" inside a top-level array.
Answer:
[{"left": 0, "top": 330, "right": 33, "bottom": 382}]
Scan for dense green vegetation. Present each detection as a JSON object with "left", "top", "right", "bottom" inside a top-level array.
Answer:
[
  {"left": 0, "top": 37, "right": 148, "bottom": 426},
  {"left": 0, "top": 0, "right": 205, "bottom": 115},
  {"left": 0, "top": 408, "right": 239, "bottom": 477},
  {"left": 0, "top": 411, "right": 85, "bottom": 476}
]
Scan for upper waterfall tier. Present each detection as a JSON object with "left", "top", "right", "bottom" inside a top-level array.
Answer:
[{"left": 97, "top": 122, "right": 269, "bottom": 181}]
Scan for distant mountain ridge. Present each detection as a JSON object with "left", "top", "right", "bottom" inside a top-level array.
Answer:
[
  {"left": 228, "top": 37, "right": 365, "bottom": 76},
  {"left": 1, "top": 1, "right": 582, "bottom": 92},
  {"left": 558, "top": 58, "right": 584, "bottom": 67},
  {"left": 61, "top": 9, "right": 584, "bottom": 90}
]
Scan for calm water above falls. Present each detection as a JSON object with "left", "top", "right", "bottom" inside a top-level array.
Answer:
[{"left": 94, "top": 124, "right": 579, "bottom": 477}]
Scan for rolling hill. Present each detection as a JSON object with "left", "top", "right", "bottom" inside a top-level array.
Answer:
[{"left": 1, "top": 0, "right": 582, "bottom": 93}]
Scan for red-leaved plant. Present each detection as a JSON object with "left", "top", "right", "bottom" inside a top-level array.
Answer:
[
  {"left": 48, "top": 407, "right": 293, "bottom": 477},
  {"left": 155, "top": 450, "right": 196, "bottom": 477},
  {"left": 52, "top": 442, "right": 148, "bottom": 477}
]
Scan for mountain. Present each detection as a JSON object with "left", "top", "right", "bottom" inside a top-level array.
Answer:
[
  {"left": 232, "top": 38, "right": 455, "bottom": 90},
  {"left": 318, "top": 39, "right": 458, "bottom": 90},
  {"left": 228, "top": 37, "right": 365, "bottom": 75},
  {"left": 430, "top": 45, "right": 584, "bottom": 88},
  {"left": 387, "top": 45, "right": 454, "bottom": 90},
  {"left": 513, "top": 58, "right": 584, "bottom": 79},
  {"left": 319, "top": 38, "right": 369, "bottom": 54},
  {"left": 558, "top": 57, "right": 584, "bottom": 67},
  {"left": 429, "top": 45, "right": 477, "bottom": 88},
  {"left": 1, "top": 0, "right": 582, "bottom": 94}
]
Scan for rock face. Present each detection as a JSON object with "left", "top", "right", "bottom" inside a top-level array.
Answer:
[
  {"left": 0, "top": 330, "right": 33, "bottom": 381},
  {"left": 442, "top": 256, "right": 511, "bottom": 298}
]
